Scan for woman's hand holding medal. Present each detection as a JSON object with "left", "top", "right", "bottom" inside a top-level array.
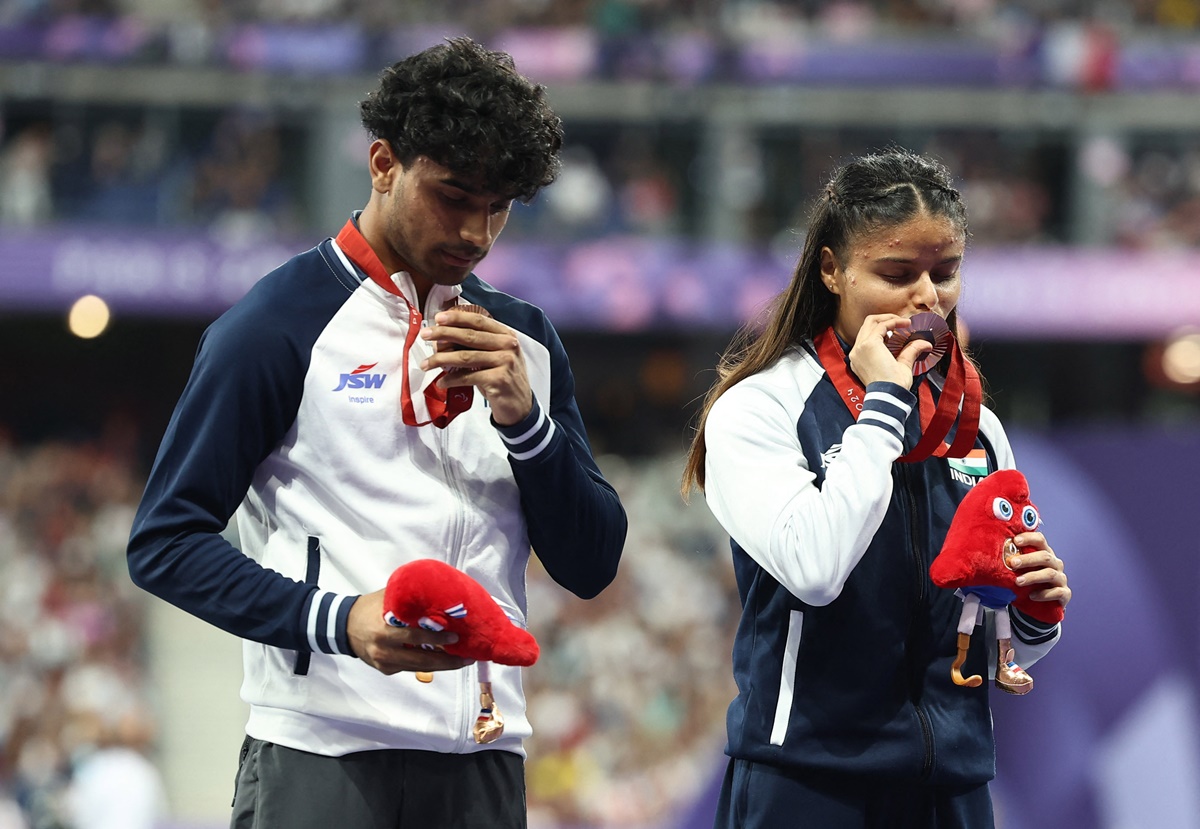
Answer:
[
  {"left": 847, "top": 313, "right": 938, "bottom": 390},
  {"left": 824, "top": 310, "right": 978, "bottom": 462}
]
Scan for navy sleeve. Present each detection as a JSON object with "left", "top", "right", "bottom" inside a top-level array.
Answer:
[
  {"left": 491, "top": 318, "right": 628, "bottom": 600},
  {"left": 127, "top": 252, "right": 354, "bottom": 652}
]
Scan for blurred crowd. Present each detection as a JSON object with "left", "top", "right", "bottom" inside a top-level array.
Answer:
[
  {"left": 3, "top": 0, "right": 1200, "bottom": 35},
  {"left": 4, "top": 98, "right": 1200, "bottom": 250},
  {"left": 1, "top": 0, "right": 1199, "bottom": 250},
  {"left": 0, "top": 426, "right": 738, "bottom": 829},
  {"left": 0, "top": 428, "right": 165, "bottom": 829},
  {"left": 0, "top": 110, "right": 300, "bottom": 242},
  {"left": 1095, "top": 139, "right": 1200, "bottom": 249},
  {"left": 1, "top": 0, "right": 1199, "bottom": 84},
  {"left": 523, "top": 456, "right": 736, "bottom": 828}
]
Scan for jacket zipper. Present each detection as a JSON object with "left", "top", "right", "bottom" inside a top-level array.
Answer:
[
  {"left": 403, "top": 303, "right": 474, "bottom": 750},
  {"left": 902, "top": 466, "right": 926, "bottom": 607},
  {"left": 437, "top": 425, "right": 468, "bottom": 571},
  {"left": 900, "top": 465, "right": 935, "bottom": 779},
  {"left": 451, "top": 661, "right": 476, "bottom": 753},
  {"left": 434, "top": 387, "right": 473, "bottom": 748}
]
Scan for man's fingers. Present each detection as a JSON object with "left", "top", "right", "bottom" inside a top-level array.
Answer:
[
  {"left": 423, "top": 341, "right": 527, "bottom": 386},
  {"left": 395, "top": 627, "right": 459, "bottom": 648},
  {"left": 364, "top": 629, "right": 471, "bottom": 674},
  {"left": 421, "top": 332, "right": 520, "bottom": 367},
  {"left": 374, "top": 650, "right": 474, "bottom": 676},
  {"left": 433, "top": 309, "right": 494, "bottom": 328},
  {"left": 421, "top": 311, "right": 512, "bottom": 347},
  {"left": 429, "top": 326, "right": 505, "bottom": 350}
]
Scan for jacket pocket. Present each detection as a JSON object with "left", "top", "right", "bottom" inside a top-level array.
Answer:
[{"left": 293, "top": 536, "right": 321, "bottom": 676}]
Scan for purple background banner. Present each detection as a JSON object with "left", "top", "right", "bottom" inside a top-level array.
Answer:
[
  {"left": 3, "top": 228, "right": 1199, "bottom": 340},
  {"left": 0, "top": 227, "right": 307, "bottom": 318}
]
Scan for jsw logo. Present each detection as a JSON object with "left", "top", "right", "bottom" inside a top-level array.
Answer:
[{"left": 333, "top": 363, "right": 387, "bottom": 392}]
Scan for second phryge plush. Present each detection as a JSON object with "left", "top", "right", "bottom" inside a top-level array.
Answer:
[{"left": 929, "top": 469, "right": 1064, "bottom": 694}]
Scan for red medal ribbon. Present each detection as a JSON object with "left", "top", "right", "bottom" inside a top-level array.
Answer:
[
  {"left": 335, "top": 220, "right": 472, "bottom": 428},
  {"left": 813, "top": 325, "right": 980, "bottom": 463}
]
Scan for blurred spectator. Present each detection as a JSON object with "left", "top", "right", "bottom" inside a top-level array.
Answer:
[
  {"left": 941, "top": 135, "right": 1059, "bottom": 243},
  {"left": 1074, "top": 136, "right": 1200, "bottom": 249},
  {"left": 0, "top": 125, "right": 53, "bottom": 227},
  {"left": 1110, "top": 143, "right": 1200, "bottom": 249},
  {"left": 186, "top": 111, "right": 298, "bottom": 241},
  {"left": 762, "top": 130, "right": 1063, "bottom": 248},
  {"left": 615, "top": 145, "right": 681, "bottom": 236},
  {"left": 538, "top": 146, "right": 618, "bottom": 239},
  {"left": 64, "top": 709, "right": 165, "bottom": 829},
  {"left": 56, "top": 118, "right": 169, "bottom": 226},
  {"left": 11, "top": 106, "right": 299, "bottom": 237},
  {"left": 0, "top": 797, "right": 26, "bottom": 829}
]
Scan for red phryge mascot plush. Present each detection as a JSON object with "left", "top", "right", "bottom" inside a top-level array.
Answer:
[
  {"left": 383, "top": 559, "right": 539, "bottom": 743},
  {"left": 930, "top": 469, "right": 1064, "bottom": 695}
]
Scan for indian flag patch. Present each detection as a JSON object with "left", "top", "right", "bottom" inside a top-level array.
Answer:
[{"left": 947, "top": 449, "right": 989, "bottom": 478}]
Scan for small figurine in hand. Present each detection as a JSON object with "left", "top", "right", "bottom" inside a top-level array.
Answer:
[
  {"left": 930, "top": 469, "right": 1065, "bottom": 695},
  {"left": 383, "top": 559, "right": 539, "bottom": 742}
]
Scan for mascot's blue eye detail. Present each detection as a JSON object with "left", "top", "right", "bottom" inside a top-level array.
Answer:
[
  {"left": 993, "top": 497, "right": 1013, "bottom": 521},
  {"left": 1022, "top": 505, "right": 1040, "bottom": 529}
]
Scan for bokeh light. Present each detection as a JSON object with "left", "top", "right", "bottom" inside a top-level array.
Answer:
[
  {"left": 67, "top": 294, "right": 111, "bottom": 339},
  {"left": 1162, "top": 329, "right": 1200, "bottom": 386}
]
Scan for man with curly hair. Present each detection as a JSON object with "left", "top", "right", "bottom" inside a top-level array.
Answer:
[{"left": 127, "top": 38, "right": 627, "bottom": 828}]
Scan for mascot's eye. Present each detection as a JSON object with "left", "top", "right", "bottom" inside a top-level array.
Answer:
[
  {"left": 1022, "top": 505, "right": 1040, "bottom": 530},
  {"left": 993, "top": 497, "right": 1014, "bottom": 521},
  {"left": 383, "top": 611, "right": 407, "bottom": 628},
  {"left": 418, "top": 616, "right": 444, "bottom": 632}
]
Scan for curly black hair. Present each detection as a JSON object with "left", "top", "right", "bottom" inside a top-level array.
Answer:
[{"left": 360, "top": 37, "right": 563, "bottom": 203}]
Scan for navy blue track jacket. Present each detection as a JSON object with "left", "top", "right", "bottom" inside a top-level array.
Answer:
[
  {"left": 128, "top": 234, "right": 627, "bottom": 757},
  {"left": 703, "top": 343, "right": 1060, "bottom": 783}
]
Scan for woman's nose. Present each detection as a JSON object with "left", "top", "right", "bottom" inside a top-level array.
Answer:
[{"left": 913, "top": 273, "right": 939, "bottom": 312}]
